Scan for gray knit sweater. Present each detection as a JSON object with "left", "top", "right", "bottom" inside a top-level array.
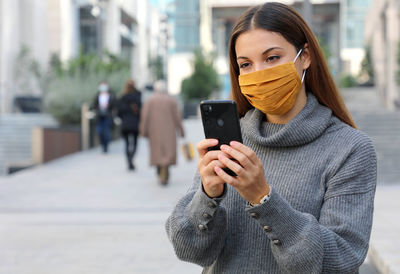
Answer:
[{"left": 165, "top": 93, "right": 377, "bottom": 274}]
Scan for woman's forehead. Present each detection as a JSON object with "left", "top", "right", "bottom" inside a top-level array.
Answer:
[{"left": 235, "top": 29, "right": 293, "bottom": 54}]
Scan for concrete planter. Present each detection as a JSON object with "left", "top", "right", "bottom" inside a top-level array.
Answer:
[{"left": 32, "top": 126, "right": 81, "bottom": 164}]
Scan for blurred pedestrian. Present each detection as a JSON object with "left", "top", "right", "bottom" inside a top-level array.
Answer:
[
  {"left": 140, "top": 80, "right": 185, "bottom": 185},
  {"left": 117, "top": 79, "right": 142, "bottom": 170},
  {"left": 92, "top": 81, "right": 116, "bottom": 153},
  {"left": 166, "top": 2, "right": 377, "bottom": 273}
]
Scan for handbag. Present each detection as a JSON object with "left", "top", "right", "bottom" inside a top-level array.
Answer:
[{"left": 181, "top": 141, "right": 195, "bottom": 161}]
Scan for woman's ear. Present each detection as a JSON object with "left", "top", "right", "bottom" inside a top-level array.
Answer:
[{"left": 301, "top": 43, "right": 311, "bottom": 70}]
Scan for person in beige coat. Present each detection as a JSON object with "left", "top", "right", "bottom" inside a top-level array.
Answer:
[{"left": 140, "top": 80, "right": 185, "bottom": 185}]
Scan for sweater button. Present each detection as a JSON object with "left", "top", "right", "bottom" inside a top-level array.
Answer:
[
  {"left": 208, "top": 202, "right": 217, "bottom": 208},
  {"left": 198, "top": 224, "right": 207, "bottom": 231},
  {"left": 263, "top": 225, "right": 272, "bottom": 232},
  {"left": 250, "top": 212, "right": 259, "bottom": 219},
  {"left": 272, "top": 239, "right": 281, "bottom": 246}
]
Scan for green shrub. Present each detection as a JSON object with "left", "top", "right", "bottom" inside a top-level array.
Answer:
[
  {"left": 339, "top": 74, "right": 357, "bottom": 88},
  {"left": 181, "top": 49, "right": 221, "bottom": 101},
  {"left": 317, "top": 36, "right": 331, "bottom": 61},
  {"left": 149, "top": 55, "right": 164, "bottom": 80},
  {"left": 359, "top": 45, "right": 374, "bottom": 85},
  {"left": 44, "top": 52, "right": 130, "bottom": 125},
  {"left": 44, "top": 72, "right": 128, "bottom": 124}
]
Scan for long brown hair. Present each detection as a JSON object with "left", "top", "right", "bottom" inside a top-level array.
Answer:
[
  {"left": 121, "top": 79, "right": 138, "bottom": 96},
  {"left": 228, "top": 2, "right": 356, "bottom": 128}
]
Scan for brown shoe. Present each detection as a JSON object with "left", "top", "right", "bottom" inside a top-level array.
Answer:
[{"left": 159, "top": 166, "right": 169, "bottom": 185}]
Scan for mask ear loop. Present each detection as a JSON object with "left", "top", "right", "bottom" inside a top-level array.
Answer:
[
  {"left": 294, "top": 48, "right": 306, "bottom": 83},
  {"left": 301, "top": 69, "right": 307, "bottom": 83},
  {"left": 294, "top": 48, "right": 303, "bottom": 63}
]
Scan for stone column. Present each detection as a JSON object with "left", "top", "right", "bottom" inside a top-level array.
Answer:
[
  {"left": 0, "top": 0, "right": 20, "bottom": 113},
  {"left": 60, "top": 0, "right": 79, "bottom": 62},
  {"left": 216, "top": 19, "right": 226, "bottom": 58},
  {"left": 104, "top": 0, "right": 120, "bottom": 54},
  {"left": 31, "top": 0, "right": 48, "bottom": 75},
  {"left": 135, "top": 0, "right": 150, "bottom": 88},
  {"left": 200, "top": 0, "right": 214, "bottom": 53}
]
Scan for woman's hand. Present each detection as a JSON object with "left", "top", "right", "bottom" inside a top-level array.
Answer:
[
  {"left": 197, "top": 139, "right": 227, "bottom": 198},
  {"left": 214, "top": 141, "right": 270, "bottom": 204}
]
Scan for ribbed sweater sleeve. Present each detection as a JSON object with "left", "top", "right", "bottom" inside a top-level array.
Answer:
[
  {"left": 165, "top": 172, "right": 228, "bottom": 267},
  {"left": 319, "top": 136, "right": 377, "bottom": 273}
]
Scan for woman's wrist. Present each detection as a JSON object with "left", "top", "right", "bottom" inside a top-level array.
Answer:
[
  {"left": 202, "top": 183, "right": 226, "bottom": 199},
  {"left": 249, "top": 185, "right": 271, "bottom": 206}
]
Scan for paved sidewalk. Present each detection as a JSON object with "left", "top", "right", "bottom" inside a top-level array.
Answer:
[
  {"left": 0, "top": 119, "right": 203, "bottom": 274},
  {"left": 368, "top": 185, "right": 400, "bottom": 274},
  {"left": 343, "top": 87, "right": 400, "bottom": 274}
]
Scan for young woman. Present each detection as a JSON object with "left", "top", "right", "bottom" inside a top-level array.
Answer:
[
  {"left": 166, "top": 2, "right": 377, "bottom": 273},
  {"left": 117, "top": 79, "right": 141, "bottom": 170}
]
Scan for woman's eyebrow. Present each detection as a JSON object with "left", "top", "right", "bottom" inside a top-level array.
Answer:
[
  {"left": 262, "top": 47, "right": 283, "bottom": 55},
  {"left": 236, "top": 47, "right": 284, "bottom": 60}
]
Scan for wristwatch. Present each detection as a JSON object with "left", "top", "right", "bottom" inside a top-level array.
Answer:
[
  {"left": 249, "top": 193, "right": 271, "bottom": 207},
  {"left": 259, "top": 193, "right": 271, "bottom": 204}
]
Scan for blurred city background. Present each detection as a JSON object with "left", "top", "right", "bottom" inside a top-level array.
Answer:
[{"left": 0, "top": 0, "right": 399, "bottom": 273}]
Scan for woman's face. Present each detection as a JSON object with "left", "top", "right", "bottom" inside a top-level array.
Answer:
[{"left": 235, "top": 28, "right": 310, "bottom": 77}]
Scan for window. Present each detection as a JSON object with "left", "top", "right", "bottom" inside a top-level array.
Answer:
[{"left": 79, "top": 6, "right": 99, "bottom": 54}]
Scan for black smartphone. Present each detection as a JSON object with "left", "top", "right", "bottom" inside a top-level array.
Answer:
[{"left": 200, "top": 100, "right": 243, "bottom": 176}]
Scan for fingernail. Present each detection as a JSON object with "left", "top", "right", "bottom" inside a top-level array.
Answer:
[{"left": 230, "top": 141, "right": 239, "bottom": 147}]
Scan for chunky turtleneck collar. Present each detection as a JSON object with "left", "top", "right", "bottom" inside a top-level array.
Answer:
[{"left": 240, "top": 92, "right": 334, "bottom": 147}]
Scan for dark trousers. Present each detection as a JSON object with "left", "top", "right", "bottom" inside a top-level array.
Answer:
[
  {"left": 122, "top": 130, "right": 138, "bottom": 167},
  {"left": 96, "top": 117, "right": 112, "bottom": 152}
]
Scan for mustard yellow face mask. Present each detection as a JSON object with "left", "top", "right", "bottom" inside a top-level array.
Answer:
[{"left": 238, "top": 49, "right": 306, "bottom": 115}]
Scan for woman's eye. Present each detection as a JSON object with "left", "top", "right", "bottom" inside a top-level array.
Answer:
[
  {"left": 266, "top": 56, "right": 280, "bottom": 62},
  {"left": 239, "top": 62, "right": 250, "bottom": 69}
]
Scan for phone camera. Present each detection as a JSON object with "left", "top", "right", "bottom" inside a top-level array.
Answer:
[{"left": 202, "top": 105, "right": 212, "bottom": 113}]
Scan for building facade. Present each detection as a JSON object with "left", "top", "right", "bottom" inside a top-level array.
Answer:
[
  {"left": 0, "top": 0, "right": 160, "bottom": 114},
  {"left": 340, "top": 0, "right": 373, "bottom": 76},
  {"left": 166, "top": 0, "right": 201, "bottom": 94},
  {"left": 173, "top": 0, "right": 200, "bottom": 53},
  {"left": 365, "top": 0, "right": 400, "bottom": 109}
]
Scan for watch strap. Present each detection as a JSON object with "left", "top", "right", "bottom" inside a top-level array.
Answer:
[{"left": 249, "top": 192, "right": 271, "bottom": 207}]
